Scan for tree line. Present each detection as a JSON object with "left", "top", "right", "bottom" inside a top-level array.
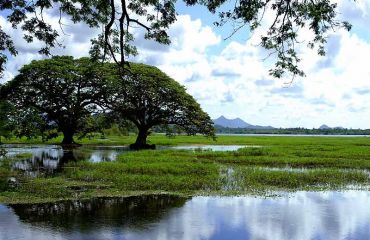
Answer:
[
  {"left": 214, "top": 126, "right": 370, "bottom": 135},
  {"left": 0, "top": 56, "right": 215, "bottom": 149}
]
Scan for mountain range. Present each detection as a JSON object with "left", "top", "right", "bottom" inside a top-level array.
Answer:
[
  {"left": 319, "top": 124, "right": 331, "bottom": 130},
  {"left": 319, "top": 124, "right": 345, "bottom": 130},
  {"left": 213, "top": 116, "right": 345, "bottom": 130},
  {"left": 213, "top": 116, "right": 274, "bottom": 129}
]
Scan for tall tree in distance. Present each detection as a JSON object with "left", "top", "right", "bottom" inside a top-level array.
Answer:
[
  {"left": 105, "top": 63, "right": 215, "bottom": 149},
  {"left": 0, "top": 56, "right": 113, "bottom": 145},
  {"left": 0, "top": 0, "right": 355, "bottom": 79},
  {"left": 0, "top": 100, "right": 13, "bottom": 144}
]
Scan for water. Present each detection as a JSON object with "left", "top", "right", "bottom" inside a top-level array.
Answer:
[
  {"left": 1, "top": 144, "right": 250, "bottom": 176},
  {"left": 166, "top": 145, "right": 252, "bottom": 151},
  {"left": 1, "top": 191, "right": 370, "bottom": 240},
  {"left": 2, "top": 144, "right": 129, "bottom": 176}
]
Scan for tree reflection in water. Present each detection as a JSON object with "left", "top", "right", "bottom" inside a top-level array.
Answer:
[
  {"left": 5, "top": 145, "right": 125, "bottom": 176},
  {"left": 10, "top": 195, "right": 188, "bottom": 231}
]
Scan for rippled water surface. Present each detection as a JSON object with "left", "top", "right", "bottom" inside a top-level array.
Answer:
[{"left": 1, "top": 191, "right": 370, "bottom": 240}]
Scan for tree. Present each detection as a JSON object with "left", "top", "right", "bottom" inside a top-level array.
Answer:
[
  {"left": 0, "top": 0, "right": 354, "bottom": 79},
  {"left": 0, "top": 56, "right": 111, "bottom": 145},
  {"left": 9, "top": 107, "right": 60, "bottom": 142},
  {"left": 0, "top": 100, "right": 13, "bottom": 143},
  {"left": 105, "top": 63, "right": 215, "bottom": 149}
]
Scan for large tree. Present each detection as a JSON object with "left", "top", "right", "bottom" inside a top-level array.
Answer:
[
  {"left": 0, "top": 100, "right": 13, "bottom": 143},
  {"left": 0, "top": 0, "right": 354, "bottom": 79},
  {"left": 105, "top": 63, "right": 215, "bottom": 149},
  {"left": 0, "top": 56, "right": 111, "bottom": 145}
]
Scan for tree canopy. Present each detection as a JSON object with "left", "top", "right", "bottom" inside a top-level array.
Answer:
[
  {"left": 0, "top": 0, "right": 354, "bottom": 79},
  {"left": 0, "top": 100, "right": 13, "bottom": 143},
  {"left": 0, "top": 56, "right": 112, "bottom": 145},
  {"left": 105, "top": 62, "right": 215, "bottom": 149},
  {"left": 0, "top": 57, "right": 214, "bottom": 148}
]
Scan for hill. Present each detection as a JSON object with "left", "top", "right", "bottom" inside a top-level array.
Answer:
[{"left": 213, "top": 116, "right": 274, "bottom": 129}]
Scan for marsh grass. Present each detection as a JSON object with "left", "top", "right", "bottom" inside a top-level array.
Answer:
[
  {"left": 0, "top": 135, "right": 369, "bottom": 203},
  {"left": 4, "top": 133, "right": 370, "bottom": 146},
  {"left": 235, "top": 167, "right": 369, "bottom": 190}
]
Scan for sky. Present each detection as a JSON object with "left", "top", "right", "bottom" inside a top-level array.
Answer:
[{"left": 1, "top": 0, "right": 370, "bottom": 129}]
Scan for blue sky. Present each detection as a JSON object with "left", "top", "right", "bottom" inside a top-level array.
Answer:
[{"left": 1, "top": 0, "right": 370, "bottom": 128}]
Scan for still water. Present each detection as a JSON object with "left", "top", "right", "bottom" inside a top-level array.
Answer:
[
  {"left": 1, "top": 144, "right": 248, "bottom": 176},
  {"left": 2, "top": 144, "right": 124, "bottom": 176},
  {"left": 1, "top": 191, "right": 370, "bottom": 240}
]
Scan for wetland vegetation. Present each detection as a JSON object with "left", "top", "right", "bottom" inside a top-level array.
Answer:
[
  {"left": 0, "top": 135, "right": 369, "bottom": 204},
  {"left": 0, "top": 2, "right": 369, "bottom": 238}
]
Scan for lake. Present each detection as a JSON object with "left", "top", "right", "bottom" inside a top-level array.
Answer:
[{"left": 1, "top": 191, "right": 370, "bottom": 240}]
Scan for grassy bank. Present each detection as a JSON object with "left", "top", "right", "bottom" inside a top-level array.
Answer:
[
  {"left": 0, "top": 135, "right": 369, "bottom": 204},
  {"left": 3, "top": 133, "right": 370, "bottom": 146}
]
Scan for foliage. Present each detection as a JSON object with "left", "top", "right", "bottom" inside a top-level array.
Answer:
[
  {"left": 0, "top": 0, "right": 355, "bottom": 79},
  {"left": 0, "top": 147, "right": 6, "bottom": 158},
  {"left": 9, "top": 107, "right": 59, "bottom": 141},
  {"left": 103, "top": 121, "right": 138, "bottom": 137},
  {"left": 77, "top": 113, "right": 114, "bottom": 140},
  {"left": 0, "top": 56, "right": 112, "bottom": 144},
  {"left": 0, "top": 167, "right": 10, "bottom": 191},
  {"left": 105, "top": 62, "right": 215, "bottom": 148},
  {"left": 0, "top": 100, "right": 13, "bottom": 143}
]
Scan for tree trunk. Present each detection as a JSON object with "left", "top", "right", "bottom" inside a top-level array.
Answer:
[
  {"left": 61, "top": 130, "right": 75, "bottom": 145},
  {"left": 135, "top": 127, "right": 148, "bottom": 146},
  {"left": 130, "top": 126, "right": 155, "bottom": 150}
]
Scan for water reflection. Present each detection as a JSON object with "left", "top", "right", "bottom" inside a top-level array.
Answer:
[
  {"left": 1, "top": 144, "right": 252, "bottom": 176},
  {"left": 1, "top": 191, "right": 370, "bottom": 240},
  {"left": 2, "top": 145, "right": 129, "bottom": 176},
  {"left": 10, "top": 195, "right": 187, "bottom": 230},
  {"left": 167, "top": 145, "right": 253, "bottom": 151}
]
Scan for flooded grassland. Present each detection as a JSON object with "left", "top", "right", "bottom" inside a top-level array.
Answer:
[{"left": 0, "top": 136, "right": 369, "bottom": 204}]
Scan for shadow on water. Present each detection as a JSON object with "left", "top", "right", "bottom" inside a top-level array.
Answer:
[{"left": 10, "top": 195, "right": 188, "bottom": 231}]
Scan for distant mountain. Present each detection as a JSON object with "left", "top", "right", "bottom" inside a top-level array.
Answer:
[
  {"left": 213, "top": 116, "right": 274, "bottom": 129},
  {"left": 319, "top": 124, "right": 345, "bottom": 130},
  {"left": 213, "top": 116, "right": 251, "bottom": 128},
  {"left": 319, "top": 124, "right": 331, "bottom": 130}
]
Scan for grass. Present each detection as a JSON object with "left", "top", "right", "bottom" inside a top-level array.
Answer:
[
  {"left": 3, "top": 133, "right": 370, "bottom": 146},
  {"left": 0, "top": 135, "right": 369, "bottom": 203}
]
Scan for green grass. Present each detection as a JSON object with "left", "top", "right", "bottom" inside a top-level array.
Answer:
[
  {"left": 0, "top": 135, "right": 369, "bottom": 203},
  {"left": 12, "top": 153, "right": 33, "bottom": 159},
  {"left": 4, "top": 133, "right": 370, "bottom": 146}
]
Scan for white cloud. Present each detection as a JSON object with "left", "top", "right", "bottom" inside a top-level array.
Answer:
[
  {"left": 149, "top": 2, "right": 370, "bottom": 129},
  {"left": 0, "top": 9, "right": 100, "bottom": 83},
  {"left": 1, "top": 1, "right": 370, "bottom": 128}
]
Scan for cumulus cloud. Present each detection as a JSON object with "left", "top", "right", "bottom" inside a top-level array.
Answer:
[
  {"left": 1, "top": 1, "right": 370, "bottom": 128},
  {"left": 270, "top": 85, "right": 304, "bottom": 99},
  {"left": 255, "top": 79, "right": 274, "bottom": 86},
  {"left": 0, "top": 9, "right": 101, "bottom": 83},
  {"left": 152, "top": 1, "right": 370, "bottom": 129}
]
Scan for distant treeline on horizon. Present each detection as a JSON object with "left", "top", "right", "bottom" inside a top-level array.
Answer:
[{"left": 214, "top": 125, "right": 370, "bottom": 135}]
